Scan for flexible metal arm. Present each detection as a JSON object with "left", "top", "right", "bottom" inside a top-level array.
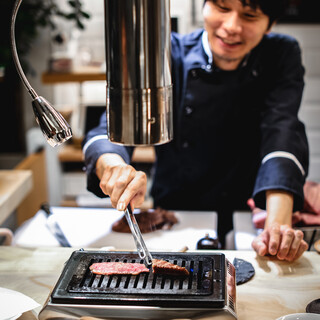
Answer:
[
  {"left": 11, "top": 0, "right": 38, "bottom": 100},
  {"left": 10, "top": 0, "right": 72, "bottom": 147}
]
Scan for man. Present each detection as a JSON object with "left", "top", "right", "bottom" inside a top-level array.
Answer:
[{"left": 82, "top": 0, "right": 309, "bottom": 260}]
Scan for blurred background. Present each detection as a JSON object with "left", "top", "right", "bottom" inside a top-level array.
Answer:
[{"left": 0, "top": 0, "right": 320, "bottom": 225}]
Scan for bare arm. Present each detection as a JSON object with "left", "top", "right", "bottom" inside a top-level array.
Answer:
[
  {"left": 96, "top": 153, "right": 147, "bottom": 211},
  {"left": 251, "top": 190, "right": 308, "bottom": 261}
]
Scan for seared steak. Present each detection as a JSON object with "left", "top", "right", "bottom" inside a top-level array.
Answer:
[
  {"left": 90, "top": 262, "right": 150, "bottom": 275},
  {"left": 152, "top": 259, "right": 189, "bottom": 276}
]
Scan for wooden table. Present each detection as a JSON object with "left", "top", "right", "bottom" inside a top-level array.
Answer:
[
  {"left": 0, "top": 247, "right": 319, "bottom": 320},
  {"left": 0, "top": 170, "right": 32, "bottom": 225}
]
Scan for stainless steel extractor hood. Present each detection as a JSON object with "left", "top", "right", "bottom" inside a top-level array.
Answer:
[{"left": 105, "top": 0, "right": 173, "bottom": 146}]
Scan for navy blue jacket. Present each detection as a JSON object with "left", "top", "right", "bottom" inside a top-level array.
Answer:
[{"left": 82, "top": 29, "right": 309, "bottom": 214}]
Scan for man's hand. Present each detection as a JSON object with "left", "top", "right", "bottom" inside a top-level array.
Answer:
[
  {"left": 96, "top": 153, "right": 147, "bottom": 211},
  {"left": 251, "top": 190, "right": 308, "bottom": 261},
  {"left": 251, "top": 223, "right": 308, "bottom": 261}
]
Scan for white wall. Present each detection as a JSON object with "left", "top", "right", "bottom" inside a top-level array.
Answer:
[{"left": 272, "top": 24, "right": 320, "bottom": 182}]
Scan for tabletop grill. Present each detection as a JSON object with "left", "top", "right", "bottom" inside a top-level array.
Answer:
[{"left": 39, "top": 250, "right": 237, "bottom": 319}]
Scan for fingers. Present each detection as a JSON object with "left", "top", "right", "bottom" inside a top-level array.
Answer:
[
  {"left": 99, "top": 164, "right": 128, "bottom": 198},
  {"left": 99, "top": 164, "right": 147, "bottom": 211},
  {"left": 117, "top": 171, "right": 147, "bottom": 211},
  {"left": 268, "top": 224, "right": 281, "bottom": 256},
  {"left": 109, "top": 166, "right": 137, "bottom": 208},
  {"left": 276, "top": 227, "right": 295, "bottom": 260},
  {"left": 282, "top": 229, "right": 308, "bottom": 261},
  {"left": 293, "top": 240, "right": 308, "bottom": 260},
  {"left": 277, "top": 227, "right": 308, "bottom": 261},
  {"left": 253, "top": 224, "right": 308, "bottom": 262},
  {"left": 251, "top": 230, "right": 269, "bottom": 256}
]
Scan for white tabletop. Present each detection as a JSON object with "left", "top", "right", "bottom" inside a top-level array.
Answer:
[{"left": 14, "top": 207, "right": 218, "bottom": 252}]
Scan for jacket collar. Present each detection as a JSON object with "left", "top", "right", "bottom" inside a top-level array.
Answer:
[
  {"left": 183, "top": 29, "right": 211, "bottom": 71},
  {"left": 200, "top": 29, "right": 251, "bottom": 70},
  {"left": 202, "top": 31, "right": 213, "bottom": 64}
]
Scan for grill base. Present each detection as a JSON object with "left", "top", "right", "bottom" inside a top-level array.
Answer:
[
  {"left": 39, "top": 250, "right": 237, "bottom": 319},
  {"left": 39, "top": 303, "right": 236, "bottom": 320}
]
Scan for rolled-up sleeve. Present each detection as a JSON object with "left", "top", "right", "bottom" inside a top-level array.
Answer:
[{"left": 252, "top": 37, "right": 309, "bottom": 211}]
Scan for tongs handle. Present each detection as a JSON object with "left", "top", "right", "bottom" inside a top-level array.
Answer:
[{"left": 124, "top": 204, "right": 153, "bottom": 265}]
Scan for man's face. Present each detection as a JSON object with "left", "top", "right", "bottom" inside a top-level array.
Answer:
[{"left": 203, "top": 0, "right": 271, "bottom": 70}]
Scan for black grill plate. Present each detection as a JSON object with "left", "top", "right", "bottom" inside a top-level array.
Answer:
[{"left": 51, "top": 250, "right": 227, "bottom": 308}]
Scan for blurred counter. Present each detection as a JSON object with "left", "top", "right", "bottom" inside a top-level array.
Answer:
[
  {"left": 0, "top": 170, "right": 32, "bottom": 225},
  {"left": 0, "top": 247, "right": 319, "bottom": 320}
]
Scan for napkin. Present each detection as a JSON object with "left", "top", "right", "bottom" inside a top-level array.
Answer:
[{"left": 0, "top": 287, "right": 40, "bottom": 320}]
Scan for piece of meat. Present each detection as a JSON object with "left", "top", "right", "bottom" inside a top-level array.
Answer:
[
  {"left": 90, "top": 262, "right": 150, "bottom": 275},
  {"left": 152, "top": 259, "right": 189, "bottom": 276},
  {"left": 112, "top": 207, "right": 179, "bottom": 233}
]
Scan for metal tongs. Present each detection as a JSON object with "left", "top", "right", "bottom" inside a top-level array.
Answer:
[{"left": 124, "top": 204, "right": 153, "bottom": 265}]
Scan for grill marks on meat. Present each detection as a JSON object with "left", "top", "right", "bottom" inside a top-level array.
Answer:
[
  {"left": 89, "top": 262, "right": 149, "bottom": 275},
  {"left": 152, "top": 259, "right": 189, "bottom": 276},
  {"left": 90, "top": 260, "right": 189, "bottom": 277}
]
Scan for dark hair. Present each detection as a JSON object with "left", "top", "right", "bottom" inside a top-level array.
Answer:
[{"left": 204, "top": 0, "right": 287, "bottom": 28}]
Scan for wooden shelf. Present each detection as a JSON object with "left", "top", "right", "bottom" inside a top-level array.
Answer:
[
  {"left": 58, "top": 144, "right": 155, "bottom": 164},
  {"left": 58, "top": 144, "right": 84, "bottom": 163},
  {"left": 132, "top": 146, "right": 156, "bottom": 163},
  {"left": 42, "top": 66, "right": 106, "bottom": 84}
]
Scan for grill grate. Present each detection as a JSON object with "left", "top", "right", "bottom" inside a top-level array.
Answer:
[
  {"left": 51, "top": 250, "right": 227, "bottom": 308},
  {"left": 68, "top": 255, "right": 213, "bottom": 296}
]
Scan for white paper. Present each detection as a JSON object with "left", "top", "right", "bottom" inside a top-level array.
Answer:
[{"left": 0, "top": 287, "right": 40, "bottom": 320}]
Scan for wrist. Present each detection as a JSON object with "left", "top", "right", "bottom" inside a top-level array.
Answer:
[
  {"left": 96, "top": 153, "right": 125, "bottom": 179},
  {"left": 265, "top": 190, "right": 293, "bottom": 227}
]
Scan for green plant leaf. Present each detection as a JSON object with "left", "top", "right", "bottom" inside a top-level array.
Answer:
[
  {"left": 77, "top": 20, "right": 85, "bottom": 30},
  {"left": 68, "top": 0, "right": 77, "bottom": 8},
  {"left": 66, "top": 13, "right": 77, "bottom": 20},
  {"left": 0, "top": 0, "right": 91, "bottom": 72},
  {"left": 81, "top": 11, "right": 91, "bottom": 19}
]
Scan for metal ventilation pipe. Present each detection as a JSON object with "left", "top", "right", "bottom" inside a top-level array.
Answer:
[{"left": 104, "top": 0, "right": 173, "bottom": 145}]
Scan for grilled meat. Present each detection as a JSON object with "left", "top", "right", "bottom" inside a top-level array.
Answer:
[
  {"left": 152, "top": 259, "right": 189, "bottom": 276},
  {"left": 112, "top": 207, "right": 178, "bottom": 233},
  {"left": 90, "top": 262, "right": 150, "bottom": 275}
]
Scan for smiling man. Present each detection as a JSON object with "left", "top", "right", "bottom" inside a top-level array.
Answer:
[
  {"left": 82, "top": 0, "right": 309, "bottom": 261},
  {"left": 203, "top": 0, "right": 272, "bottom": 70}
]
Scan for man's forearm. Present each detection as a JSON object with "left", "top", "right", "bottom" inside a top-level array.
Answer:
[{"left": 265, "top": 190, "right": 293, "bottom": 228}]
